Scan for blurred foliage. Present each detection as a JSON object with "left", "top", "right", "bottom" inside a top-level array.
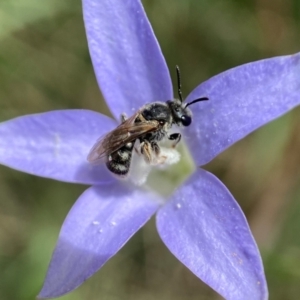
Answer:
[{"left": 0, "top": 0, "right": 300, "bottom": 299}]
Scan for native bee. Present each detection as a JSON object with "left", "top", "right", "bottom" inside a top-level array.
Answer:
[{"left": 87, "top": 66, "right": 208, "bottom": 178}]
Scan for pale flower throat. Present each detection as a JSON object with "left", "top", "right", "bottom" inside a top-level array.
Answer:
[{"left": 127, "top": 140, "right": 196, "bottom": 197}]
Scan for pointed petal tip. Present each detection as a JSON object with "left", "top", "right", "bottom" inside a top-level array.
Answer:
[
  {"left": 83, "top": 0, "right": 172, "bottom": 118},
  {"left": 0, "top": 110, "right": 116, "bottom": 184},
  {"left": 38, "top": 184, "right": 160, "bottom": 298},
  {"left": 157, "top": 169, "right": 268, "bottom": 300},
  {"left": 185, "top": 52, "right": 300, "bottom": 166}
]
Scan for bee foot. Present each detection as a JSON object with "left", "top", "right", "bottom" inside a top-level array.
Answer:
[{"left": 156, "top": 155, "right": 167, "bottom": 164}]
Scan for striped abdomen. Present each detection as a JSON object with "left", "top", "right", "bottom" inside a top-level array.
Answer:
[{"left": 106, "top": 142, "right": 134, "bottom": 177}]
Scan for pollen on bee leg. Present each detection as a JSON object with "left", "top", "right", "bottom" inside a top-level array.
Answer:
[
  {"left": 128, "top": 145, "right": 181, "bottom": 186},
  {"left": 155, "top": 146, "right": 180, "bottom": 168}
]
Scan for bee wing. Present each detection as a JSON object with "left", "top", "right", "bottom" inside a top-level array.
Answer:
[{"left": 87, "top": 114, "right": 159, "bottom": 164}]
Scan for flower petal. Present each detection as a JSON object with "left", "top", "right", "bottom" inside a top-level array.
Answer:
[
  {"left": 83, "top": 0, "right": 172, "bottom": 119},
  {"left": 156, "top": 169, "right": 268, "bottom": 300},
  {"left": 185, "top": 53, "right": 300, "bottom": 165},
  {"left": 38, "top": 183, "right": 160, "bottom": 298},
  {"left": 0, "top": 110, "right": 116, "bottom": 184}
]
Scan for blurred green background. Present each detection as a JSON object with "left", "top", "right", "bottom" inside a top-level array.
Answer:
[{"left": 1, "top": 0, "right": 300, "bottom": 299}]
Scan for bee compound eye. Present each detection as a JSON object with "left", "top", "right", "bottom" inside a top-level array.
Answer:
[{"left": 181, "top": 115, "right": 192, "bottom": 126}]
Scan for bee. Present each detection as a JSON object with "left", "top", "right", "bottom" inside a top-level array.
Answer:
[{"left": 87, "top": 66, "right": 208, "bottom": 178}]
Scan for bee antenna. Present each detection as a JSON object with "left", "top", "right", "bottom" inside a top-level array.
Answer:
[
  {"left": 176, "top": 65, "right": 183, "bottom": 102},
  {"left": 185, "top": 97, "right": 209, "bottom": 108}
]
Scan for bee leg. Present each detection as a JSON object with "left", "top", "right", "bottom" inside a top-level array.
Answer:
[
  {"left": 152, "top": 141, "right": 169, "bottom": 164},
  {"left": 140, "top": 140, "right": 153, "bottom": 164},
  {"left": 140, "top": 140, "right": 167, "bottom": 165},
  {"left": 168, "top": 133, "right": 181, "bottom": 148},
  {"left": 151, "top": 141, "right": 160, "bottom": 156},
  {"left": 120, "top": 113, "right": 127, "bottom": 123},
  {"left": 140, "top": 140, "right": 160, "bottom": 164}
]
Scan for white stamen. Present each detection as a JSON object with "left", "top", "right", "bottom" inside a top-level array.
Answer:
[
  {"left": 157, "top": 147, "right": 180, "bottom": 168},
  {"left": 128, "top": 144, "right": 180, "bottom": 186}
]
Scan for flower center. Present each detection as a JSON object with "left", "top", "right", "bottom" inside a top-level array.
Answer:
[{"left": 128, "top": 141, "right": 196, "bottom": 197}]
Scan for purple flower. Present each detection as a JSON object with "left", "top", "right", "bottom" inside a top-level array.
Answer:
[{"left": 0, "top": 0, "right": 299, "bottom": 299}]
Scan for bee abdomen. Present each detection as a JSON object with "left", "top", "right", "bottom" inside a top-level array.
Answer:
[{"left": 106, "top": 142, "right": 134, "bottom": 177}]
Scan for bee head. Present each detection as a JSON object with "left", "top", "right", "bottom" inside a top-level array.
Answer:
[
  {"left": 167, "top": 99, "right": 192, "bottom": 126},
  {"left": 167, "top": 98, "right": 208, "bottom": 127},
  {"left": 168, "top": 66, "right": 209, "bottom": 127}
]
